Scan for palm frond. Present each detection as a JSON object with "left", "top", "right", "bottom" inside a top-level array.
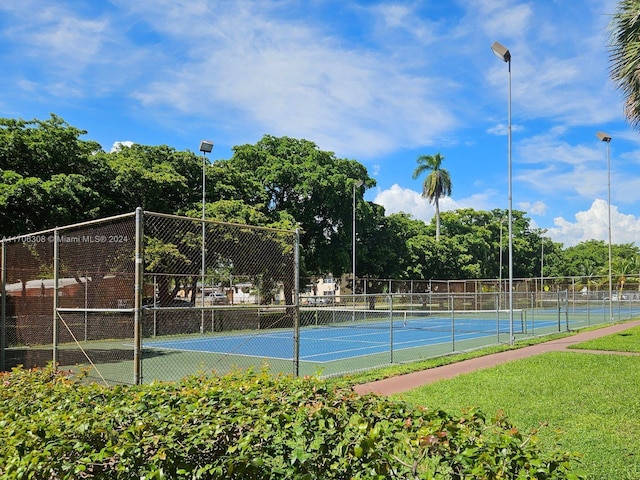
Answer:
[{"left": 609, "top": 0, "right": 640, "bottom": 127}]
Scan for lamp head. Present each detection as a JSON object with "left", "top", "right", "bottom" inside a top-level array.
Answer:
[
  {"left": 596, "top": 132, "right": 612, "bottom": 143},
  {"left": 491, "top": 41, "right": 511, "bottom": 63},
  {"left": 199, "top": 140, "right": 214, "bottom": 153}
]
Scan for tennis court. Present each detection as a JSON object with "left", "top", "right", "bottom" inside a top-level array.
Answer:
[
  {"left": 144, "top": 309, "right": 559, "bottom": 364},
  {"left": 7, "top": 209, "right": 640, "bottom": 385},
  {"left": 59, "top": 302, "right": 640, "bottom": 384}
]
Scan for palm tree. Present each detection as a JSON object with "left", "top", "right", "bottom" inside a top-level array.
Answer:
[
  {"left": 412, "top": 152, "right": 452, "bottom": 241},
  {"left": 610, "top": 0, "right": 640, "bottom": 127},
  {"left": 577, "top": 259, "right": 598, "bottom": 294},
  {"left": 612, "top": 257, "right": 637, "bottom": 297}
]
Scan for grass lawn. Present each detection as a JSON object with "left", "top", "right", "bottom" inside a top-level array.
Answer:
[
  {"left": 393, "top": 334, "right": 640, "bottom": 479},
  {"left": 569, "top": 325, "right": 640, "bottom": 353}
]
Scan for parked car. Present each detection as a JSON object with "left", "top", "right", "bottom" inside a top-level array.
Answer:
[
  {"left": 208, "top": 291, "right": 228, "bottom": 304},
  {"left": 307, "top": 296, "right": 332, "bottom": 305},
  {"left": 605, "top": 294, "right": 628, "bottom": 301}
]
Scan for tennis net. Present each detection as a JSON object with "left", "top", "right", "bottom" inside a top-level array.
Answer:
[{"left": 300, "top": 307, "right": 525, "bottom": 334}]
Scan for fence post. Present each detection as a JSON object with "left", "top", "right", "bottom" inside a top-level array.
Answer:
[
  {"left": 133, "top": 208, "right": 144, "bottom": 385},
  {"left": 52, "top": 228, "right": 59, "bottom": 368},
  {"left": 293, "top": 228, "right": 300, "bottom": 376},
  {"left": 389, "top": 293, "right": 394, "bottom": 364},
  {"left": 1, "top": 240, "right": 6, "bottom": 371},
  {"left": 564, "top": 290, "right": 569, "bottom": 331},
  {"left": 556, "top": 289, "right": 561, "bottom": 331}
]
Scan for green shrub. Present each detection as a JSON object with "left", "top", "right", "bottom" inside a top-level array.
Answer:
[{"left": 0, "top": 366, "right": 584, "bottom": 479}]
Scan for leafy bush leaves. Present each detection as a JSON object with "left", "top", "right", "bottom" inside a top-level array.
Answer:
[{"left": 0, "top": 366, "right": 584, "bottom": 479}]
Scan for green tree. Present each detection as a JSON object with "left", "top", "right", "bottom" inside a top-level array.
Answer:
[
  {"left": 227, "top": 135, "right": 375, "bottom": 276},
  {"left": 406, "top": 234, "right": 480, "bottom": 280},
  {"left": 439, "top": 209, "right": 495, "bottom": 278},
  {"left": 0, "top": 114, "right": 102, "bottom": 178},
  {"left": 610, "top": 0, "right": 640, "bottom": 128},
  {"left": 0, "top": 115, "right": 110, "bottom": 236},
  {"left": 560, "top": 240, "right": 610, "bottom": 277},
  {"left": 357, "top": 210, "right": 429, "bottom": 279},
  {"left": 412, "top": 152, "right": 452, "bottom": 241},
  {"left": 105, "top": 144, "right": 203, "bottom": 214}
]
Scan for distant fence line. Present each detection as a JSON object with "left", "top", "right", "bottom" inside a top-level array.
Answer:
[
  {"left": 2, "top": 210, "right": 638, "bottom": 385},
  {"left": 302, "top": 274, "right": 639, "bottom": 298}
]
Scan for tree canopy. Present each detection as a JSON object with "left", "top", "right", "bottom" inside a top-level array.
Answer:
[{"left": 2, "top": 114, "right": 638, "bottom": 284}]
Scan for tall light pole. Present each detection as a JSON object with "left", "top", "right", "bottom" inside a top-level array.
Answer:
[
  {"left": 352, "top": 179, "right": 364, "bottom": 299},
  {"left": 597, "top": 131, "right": 613, "bottom": 322},
  {"left": 498, "top": 216, "right": 505, "bottom": 309},
  {"left": 491, "top": 41, "right": 514, "bottom": 344},
  {"left": 199, "top": 140, "right": 213, "bottom": 319}
]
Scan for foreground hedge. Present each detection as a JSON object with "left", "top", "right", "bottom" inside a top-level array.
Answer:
[{"left": 0, "top": 367, "right": 584, "bottom": 479}]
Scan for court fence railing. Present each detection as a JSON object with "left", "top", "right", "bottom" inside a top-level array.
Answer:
[{"left": 2, "top": 211, "right": 639, "bottom": 384}]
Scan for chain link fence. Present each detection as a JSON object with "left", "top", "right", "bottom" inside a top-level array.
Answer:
[
  {"left": 1, "top": 213, "right": 137, "bottom": 384},
  {"left": 139, "top": 212, "right": 298, "bottom": 383},
  {"left": 1, "top": 210, "right": 298, "bottom": 385},
  {"left": 296, "top": 284, "right": 640, "bottom": 377},
  {"left": 3, "top": 211, "right": 639, "bottom": 384}
]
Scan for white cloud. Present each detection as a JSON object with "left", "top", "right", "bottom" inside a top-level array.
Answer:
[
  {"left": 0, "top": 1, "right": 148, "bottom": 98},
  {"left": 119, "top": 1, "right": 459, "bottom": 158},
  {"left": 374, "top": 189, "right": 640, "bottom": 249},
  {"left": 373, "top": 184, "right": 497, "bottom": 223},
  {"left": 110, "top": 141, "right": 134, "bottom": 153},
  {"left": 3, "top": 2, "right": 109, "bottom": 64},
  {"left": 480, "top": 1, "right": 621, "bottom": 126},
  {"left": 487, "top": 123, "right": 524, "bottom": 136},
  {"left": 374, "top": 185, "right": 434, "bottom": 222},
  {"left": 513, "top": 126, "right": 640, "bottom": 210},
  {"left": 550, "top": 199, "right": 640, "bottom": 246},
  {"left": 452, "top": 191, "right": 497, "bottom": 211},
  {"left": 517, "top": 129, "right": 601, "bottom": 167},
  {"left": 518, "top": 201, "right": 547, "bottom": 216},
  {"left": 514, "top": 129, "right": 609, "bottom": 203},
  {"left": 477, "top": 1, "right": 534, "bottom": 39}
]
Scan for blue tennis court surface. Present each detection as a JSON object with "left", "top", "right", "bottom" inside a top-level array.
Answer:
[{"left": 144, "top": 318, "right": 555, "bottom": 362}]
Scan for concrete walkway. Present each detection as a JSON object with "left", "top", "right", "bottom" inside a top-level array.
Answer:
[{"left": 353, "top": 320, "right": 640, "bottom": 396}]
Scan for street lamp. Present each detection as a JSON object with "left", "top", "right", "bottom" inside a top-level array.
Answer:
[
  {"left": 199, "top": 141, "right": 213, "bottom": 218},
  {"left": 199, "top": 140, "right": 213, "bottom": 322},
  {"left": 596, "top": 131, "right": 613, "bottom": 322},
  {"left": 352, "top": 179, "right": 364, "bottom": 299},
  {"left": 491, "top": 41, "right": 514, "bottom": 344}
]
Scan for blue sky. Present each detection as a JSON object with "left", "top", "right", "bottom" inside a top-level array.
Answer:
[{"left": 1, "top": 0, "right": 638, "bottom": 247}]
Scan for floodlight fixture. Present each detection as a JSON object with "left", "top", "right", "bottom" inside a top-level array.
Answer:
[
  {"left": 491, "top": 41, "right": 511, "bottom": 63},
  {"left": 199, "top": 140, "right": 214, "bottom": 153}
]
